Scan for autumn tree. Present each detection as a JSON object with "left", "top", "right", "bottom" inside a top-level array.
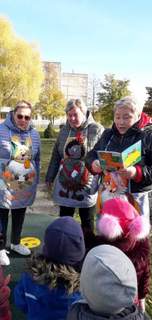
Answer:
[
  {"left": 0, "top": 16, "right": 44, "bottom": 107},
  {"left": 35, "top": 64, "right": 66, "bottom": 124},
  {"left": 143, "top": 87, "right": 152, "bottom": 116},
  {"left": 94, "top": 74, "right": 131, "bottom": 127}
]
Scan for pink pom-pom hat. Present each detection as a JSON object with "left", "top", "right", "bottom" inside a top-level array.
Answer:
[{"left": 97, "top": 198, "right": 150, "bottom": 240}]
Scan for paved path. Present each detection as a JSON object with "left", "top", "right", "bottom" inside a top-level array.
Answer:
[{"left": 26, "top": 183, "right": 59, "bottom": 216}]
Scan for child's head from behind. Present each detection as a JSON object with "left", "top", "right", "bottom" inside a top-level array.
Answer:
[
  {"left": 97, "top": 198, "right": 150, "bottom": 240},
  {"left": 80, "top": 244, "right": 137, "bottom": 315},
  {"left": 43, "top": 216, "right": 85, "bottom": 268}
]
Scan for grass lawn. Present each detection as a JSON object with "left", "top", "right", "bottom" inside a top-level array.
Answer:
[
  {"left": 40, "top": 138, "right": 55, "bottom": 182},
  {"left": 39, "top": 139, "right": 152, "bottom": 316}
]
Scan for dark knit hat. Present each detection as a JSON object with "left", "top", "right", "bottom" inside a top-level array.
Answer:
[{"left": 43, "top": 217, "right": 85, "bottom": 266}]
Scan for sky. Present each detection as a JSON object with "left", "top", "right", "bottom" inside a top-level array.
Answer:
[{"left": 1, "top": 0, "right": 152, "bottom": 106}]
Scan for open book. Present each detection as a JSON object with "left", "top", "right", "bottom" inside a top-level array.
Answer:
[
  {"left": 97, "top": 140, "right": 141, "bottom": 172},
  {"left": 97, "top": 140, "right": 141, "bottom": 195}
]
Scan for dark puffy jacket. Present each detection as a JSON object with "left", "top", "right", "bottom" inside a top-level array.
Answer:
[
  {"left": 86, "top": 113, "right": 152, "bottom": 193},
  {"left": 67, "top": 302, "right": 150, "bottom": 320},
  {"left": 14, "top": 272, "right": 81, "bottom": 320}
]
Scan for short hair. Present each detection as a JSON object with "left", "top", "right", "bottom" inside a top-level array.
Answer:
[
  {"left": 65, "top": 98, "right": 87, "bottom": 115},
  {"left": 14, "top": 100, "right": 32, "bottom": 112},
  {"left": 114, "top": 96, "right": 143, "bottom": 115}
]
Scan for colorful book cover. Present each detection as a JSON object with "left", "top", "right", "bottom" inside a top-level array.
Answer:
[{"left": 97, "top": 140, "right": 141, "bottom": 172}]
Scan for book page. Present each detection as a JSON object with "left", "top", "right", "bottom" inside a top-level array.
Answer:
[
  {"left": 97, "top": 140, "right": 141, "bottom": 171},
  {"left": 122, "top": 140, "right": 141, "bottom": 168},
  {"left": 97, "top": 150, "right": 123, "bottom": 171}
]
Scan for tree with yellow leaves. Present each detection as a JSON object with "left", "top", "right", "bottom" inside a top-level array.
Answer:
[
  {"left": 0, "top": 16, "right": 44, "bottom": 106},
  {"left": 35, "top": 64, "right": 66, "bottom": 124}
]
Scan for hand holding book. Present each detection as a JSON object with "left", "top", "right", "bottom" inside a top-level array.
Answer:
[
  {"left": 97, "top": 140, "right": 141, "bottom": 172},
  {"left": 92, "top": 159, "right": 102, "bottom": 174},
  {"left": 119, "top": 166, "right": 137, "bottom": 180},
  {"left": 96, "top": 141, "right": 141, "bottom": 194}
]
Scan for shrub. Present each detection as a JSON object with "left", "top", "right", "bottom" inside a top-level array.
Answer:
[
  {"left": 38, "top": 130, "right": 44, "bottom": 138},
  {"left": 44, "top": 123, "right": 57, "bottom": 138}
]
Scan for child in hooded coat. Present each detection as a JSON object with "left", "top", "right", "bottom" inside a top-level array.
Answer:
[
  {"left": 14, "top": 216, "right": 85, "bottom": 320},
  {"left": 0, "top": 223, "right": 11, "bottom": 320},
  {"left": 85, "top": 198, "right": 151, "bottom": 313},
  {"left": 67, "top": 245, "right": 150, "bottom": 320}
]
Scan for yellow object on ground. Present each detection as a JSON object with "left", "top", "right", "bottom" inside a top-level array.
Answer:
[{"left": 20, "top": 237, "right": 41, "bottom": 248}]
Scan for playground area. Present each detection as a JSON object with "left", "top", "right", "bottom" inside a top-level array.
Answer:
[{"left": 2, "top": 186, "right": 152, "bottom": 319}]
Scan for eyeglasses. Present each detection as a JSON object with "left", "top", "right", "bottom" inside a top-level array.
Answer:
[{"left": 16, "top": 114, "right": 31, "bottom": 121}]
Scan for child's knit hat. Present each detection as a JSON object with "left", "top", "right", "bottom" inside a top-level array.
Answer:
[
  {"left": 98, "top": 198, "right": 150, "bottom": 240},
  {"left": 43, "top": 216, "right": 85, "bottom": 266},
  {"left": 80, "top": 245, "right": 137, "bottom": 315}
]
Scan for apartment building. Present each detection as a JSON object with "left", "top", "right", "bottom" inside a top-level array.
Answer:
[
  {"left": 61, "top": 72, "right": 88, "bottom": 105},
  {"left": 43, "top": 61, "right": 88, "bottom": 104}
]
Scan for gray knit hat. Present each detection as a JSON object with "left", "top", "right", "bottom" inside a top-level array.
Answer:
[{"left": 80, "top": 245, "right": 137, "bottom": 315}]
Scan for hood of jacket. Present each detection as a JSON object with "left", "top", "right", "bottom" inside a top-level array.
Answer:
[
  {"left": 138, "top": 112, "right": 152, "bottom": 129},
  {"left": 80, "top": 245, "right": 137, "bottom": 316},
  {"left": 28, "top": 254, "right": 80, "bottom": 294},
  {"left": 4, "top": 111, "right": 33, "bottom": 133}
]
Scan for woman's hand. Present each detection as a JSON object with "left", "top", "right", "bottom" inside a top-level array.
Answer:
[
  {"left": 138, "top": 298, "right": 145, "bottom": 312},
  {"left": 119, "top": 166, "right": 137, "bottom": 179},
  {"left": 92, "top": 160, "right": 102, "bottom": 174}
]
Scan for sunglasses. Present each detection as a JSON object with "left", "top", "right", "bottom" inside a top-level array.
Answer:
[{"left": 16, "top": 114, "right": 31, "bottom": 121}]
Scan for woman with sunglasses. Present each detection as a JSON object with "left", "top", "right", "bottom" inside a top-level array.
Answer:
[{"left": 0, "top": 100, "right": 40, "bottom": 264}]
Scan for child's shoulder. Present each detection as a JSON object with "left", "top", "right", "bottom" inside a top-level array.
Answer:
[{"left": 17, "top": 271, "right": 32, "bottom": 282}]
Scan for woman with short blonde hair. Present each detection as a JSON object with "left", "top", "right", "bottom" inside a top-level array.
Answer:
[{"left": 86, "top": 95, "right": 152, "bottom": 222}]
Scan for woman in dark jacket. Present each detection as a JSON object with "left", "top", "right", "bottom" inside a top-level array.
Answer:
[{"left": 86, "top": 96, "right": 152, "bottom": 221}]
